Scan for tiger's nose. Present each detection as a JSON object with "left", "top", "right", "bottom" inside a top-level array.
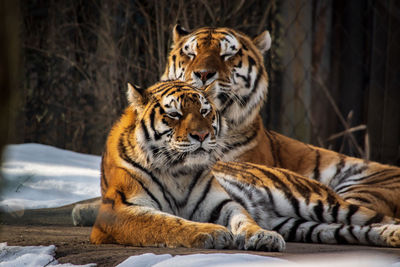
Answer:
[
  {"left": 190, "top": 130, "right": 210, "bottom": 142},
  {"left": 194, "top": 71, "right": 216, "bottom": 83}
]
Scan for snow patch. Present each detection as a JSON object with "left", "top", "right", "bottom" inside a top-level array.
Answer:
[{"left": 0, "top": 143, "right": 101, "bottom": 212}]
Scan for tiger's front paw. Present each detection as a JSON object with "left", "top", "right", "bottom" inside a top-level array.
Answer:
[
  {"left": 380, "top": 225, "right": 400, "bottom": 247},
  {"left": 190, "top": 224, "right": 233, "bottom": 249},
  {"left": 235, "top": 229, "right": 285, "bottom": 252}
]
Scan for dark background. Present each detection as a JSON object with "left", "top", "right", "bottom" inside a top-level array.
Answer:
[{"left": 5, "top": 0, "right": 400, "bottom": 165}]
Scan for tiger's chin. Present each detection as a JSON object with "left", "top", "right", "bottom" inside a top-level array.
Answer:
[{"left": 179, "top": 148, "right": 218, "bottom": 170}]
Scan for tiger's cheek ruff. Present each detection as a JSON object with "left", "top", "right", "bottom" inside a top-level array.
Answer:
[{"left": 133, "top": 107, "right": 175, "bottom": 169}]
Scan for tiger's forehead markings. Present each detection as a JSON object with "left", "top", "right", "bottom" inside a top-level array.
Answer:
[
  {"left": 188, "top": 29, "right": 239, "bottom": 54},
  {"left": 160, "top": 88, "right": 205, "bottom": 110},
  {"left": 163, "top": 95, "right": 181, "bottom": 111}
]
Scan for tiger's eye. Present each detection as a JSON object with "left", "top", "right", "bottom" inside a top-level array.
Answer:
[
  {"left": 168, "top": 112, "right": 181, "bottom": 118},
  {"left": 221, "top": 54, "right": 233, "bottom": 60}
]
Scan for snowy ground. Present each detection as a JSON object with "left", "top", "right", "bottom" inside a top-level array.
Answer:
[
  {"left": 0, "top": 143, "right": 101, "bottom": 212},
  {"left": 1, "top": 143, "right": 400, "bottom": 267}
]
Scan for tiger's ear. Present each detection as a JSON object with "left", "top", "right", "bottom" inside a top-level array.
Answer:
[
  {"left": 253, "top": 30, "right": 271, "bottom": 55},
  {"left": 127, "top": 83, "right": 147, "bottom": 113},
  {"left": 173, "top": 24, "right": 189, "bottom": 44},
  {"left": 204, "top": 81, "right": 218, "bottom": 100}
]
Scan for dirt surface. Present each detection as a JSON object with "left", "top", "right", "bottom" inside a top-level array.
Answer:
[{"left": 1, "top": 202, "right": 400, "bottom": 266}]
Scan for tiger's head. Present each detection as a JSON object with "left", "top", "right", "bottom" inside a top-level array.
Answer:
[
  {"left": 128, "top": 80, "right": 226, "bottom": 172},
  {"left": 161, "top": 25, "right": 271, "bottom": 128}
]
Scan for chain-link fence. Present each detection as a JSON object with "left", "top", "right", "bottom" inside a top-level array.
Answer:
[
  {"left": 269, "top": 0, "right": 400, "bottom": 165},
  {"left": 16, "top": 0, "right": 400, "bottom": 165}
]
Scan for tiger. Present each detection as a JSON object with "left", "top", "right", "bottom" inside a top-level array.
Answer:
[
  {"left": 90, "top": 80, "right": 400, "bottom": 249},
  {"left": 90, "top": 80, "right": 284, "bottom": 250},
  {"left": 161, "top": 24, "right": 400, "bottom": 219}
]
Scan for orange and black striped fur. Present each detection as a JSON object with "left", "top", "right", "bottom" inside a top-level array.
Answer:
[
  {"left": 90, "top": 81, "right": 286, "bottom": 250},
  {"left": 88, "top": 80, "right": 400, "bottom": 248},
  {"left": 161, "top": 25, "right": 400, "bottom": 218},
  {"left": 213, "top": 162, "right": 400, "bottom": 247}
]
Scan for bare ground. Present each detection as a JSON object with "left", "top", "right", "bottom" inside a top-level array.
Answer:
[{"left": 1, "top": 201, "right": 400, "bottom": 266}]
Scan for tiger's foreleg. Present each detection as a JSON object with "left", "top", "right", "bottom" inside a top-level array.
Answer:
[
  {"left": 270, "top": 218, "right": 400, "bottom": 247},
  {"left": 204, "top": 185, "right": 285, "bottom": 251},
  {"left": 213, "top": 161, "right": 400, "bottom": 247},
  {"left": 91, "top": 201, "right": 234, "bottom": 248},
  {"left": 214, "top": 161, "right": 400, "bottom": 226},
  {"left": 90, "top": 169, "right": 233, "bottom": 249}
]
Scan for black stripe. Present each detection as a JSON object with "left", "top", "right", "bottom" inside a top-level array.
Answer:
[
  {"left": 152, "top": 81, "right": 173, "bottom": 94},
  {"left": 364, "top": 226, "right": 372, "bottom": 244},
  {"left": 305, "top": 223, "right": 319, "bottom": 243},
  {"left": 240, "top": 67, "right": 262, "bottom": 106},
  {"left": 257, "top": 168, "right": 302, "bottom": 212},
  {"left": 346, "top": 204, "right": 360, "bottom": 224},
  {"left": 326, "top": 191, "right": 338, "bottom": 206},
  {"left": 118, "top": 136, "right": 175, "bottom": 211},
  {"left": 304, "top": 180, "right": 323, "bottom": 196},
  {"left": 118, "top": 167, "right": 163, "bottom": 210},
  {"left": 217, "top": 92, "right": 230, "bottom": 107},
  {"left": 235, "top": 73, "right": 250, "bottom": 88},
  {"left": 116, "top": 190, "right": 134, "bottom": 206},
  {"left": 313, "top": 150, "right": 321, "bottom": 180},
  {"left": 140, "top": 120, "right": 150, "bottom": 141},
  {"left": 221, "top": 179, "right": 252, "bottom": 212},
  {"left": 332, "top": 155, "right": 345, "bottom": 182},
  {"left": 334, "top": 226, "right": 348, "bottom": 244},
  {"left": 288, "top": 193, "right": 301, "bottom": 218},
  {"left": 313, "top": 200, "right": 324, "bottom": 222},
  {"left": 364, "top": 213, "right": 384, "bottom": 225},
  {"left": 262, "top": 185, "right": 275, "bottom": 209},
  {"left": 222, "top": 129, "right": 258, "bottom": 153},
  {"left": 246, "top": 56, "right": 256, "bottom": 88},
  {"left": 272, "top": 217, "right": 291, "bottom": 232},
  {"left": 333, "top": 165, "right": 368, "bottom": 190},
  {"left": 345, "top": 190, "right": 396, "bottom": 210},
  {"left": 172, "top": 55, "right": 176, "bottom": 75},
  {"left": 149, "top": 105, "right": 161, "bottom": 140},
  {"left": 317, "top": 231, "right": 322, "bottom": 243},
  {"left": 208, "top": 199, "right": 233, "bottom": 223},
  {"left": 102, "top": 197, "right": 115, "bottom": 208},
  {"left": 266, "top": 131, "right": 282, "bottom": 167},
  {"left": 129, "top": 173, "right": 163, "bottom": 210},
  {"left": 345, "top": 169, "right": 388, "bottom": 183},
  {"left": 287, "top": 219, "right": 306, "bottom": 241},
  {"left": 331, "top": 203, "right": 340, "bottom": 223},
  {"left": 222, "top": 208, "right": 234, "bottom": 228},
  {"left": 280, "top": 170, "right": 312, "bottom": 204},
  {"left": 357, "top": 173, "right": 400, "bottom": 185},
  {"left": 348, "top": 225, "right": 358, "bottom": 241},
  {"left": 264, "top": 130, "right": 278, "bottom": 167},
  {"left": 189, "top": 177, "right": 214, "bottom": 220},
  {"left": 178, "top": 170, "right": 203, "bottom": 208},
  {"left": 100, "top": 158, "right": 108, "bottom": 194},
  {"left": 344, "top": 196, "right": 371, "bottom": 204},
  {"left": 217, "top": 163, "right": 301, "bottom": 219}
]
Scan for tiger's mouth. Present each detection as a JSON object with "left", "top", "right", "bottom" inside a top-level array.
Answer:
[
  {"left": 191, "top": 147, "right": 208, "bottom": 154},
  {"left": 171, "top": 140, "right": 216, "bottom": 153}
]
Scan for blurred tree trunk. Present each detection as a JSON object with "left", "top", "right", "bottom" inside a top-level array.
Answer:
[
  {"left": 0, "top": 0, "right": 20, "bottom": 202},
  {"left": 0, "top": 0, "right": 20, "bottom": 157}
]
